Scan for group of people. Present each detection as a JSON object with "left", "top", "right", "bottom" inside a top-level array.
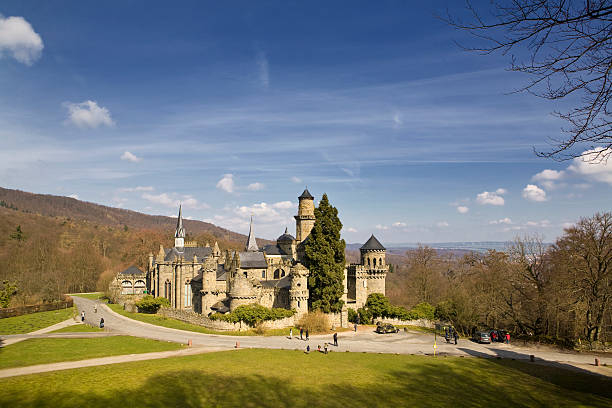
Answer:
[
  {"left": 303, "top": 331, "right": 339, "bottom": 354},
  {"left": 80, "top": 307, "right": 104, "bottom": 328},
  {"left": 444, "top": 327, "right": 459, "bottom": 345},
  {"left": 289, "top": 327, "right": 310, "bottom": 341},
  {"left": 490, "top": 330, "right": 511, "bottom": 344}
]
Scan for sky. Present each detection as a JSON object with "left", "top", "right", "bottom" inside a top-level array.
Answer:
[{"left": 0, "top": 1, "right": 610, "bottom": 244}]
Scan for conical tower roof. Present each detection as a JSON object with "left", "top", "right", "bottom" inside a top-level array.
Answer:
[
  {"left": 175, "top": 205, "right": 185, "bottom": 238},
  {"left": 245, "top": 216, "right": 259, "bottom": 251},
  {"left": 360, "top": 234, "right": 385, "bottom": 250},
  {"left": 298, "top": 188, "right": 314, "bottom": 199}
]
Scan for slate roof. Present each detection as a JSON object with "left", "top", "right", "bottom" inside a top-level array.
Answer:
[
  {"left": 164, "top": 246, "right": 212, "bottom": 262},
  {"left": 211, "top": 300, "right": 230, "bottom": 313},
  {"left": 277, "top": 227, "right": 295, "bottom": 242},
  {"left": 261, "top": 275, "right": 291, "bottom": 289},
  {"left": 299, "top": 188, "right": 314, "bottom": 199},
  {"left": 119, "top": 266, "right": 145, "bottom": 276},
  {"left": 238, "top": 251, "right": 268, "bottom": 268},
  {"left": 360, "top": 234, "right": 385, "bottom": 251},
  {"left": 262, "top": 244, "right": 291, "bottom": 256},
  {"left": 191, "top": 273, "right": 202, "bottom": 282},
  {"left": 216, "top": 264, "right": 227, "bottom": 281}
]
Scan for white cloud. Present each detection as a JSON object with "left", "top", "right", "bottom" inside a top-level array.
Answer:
[
  {"left": 456, "top": 206, "right": 469, "bottom": 214},
  {"left": 0, "top": 15, "right": 43, "bottom": 65},
  {"left": 256, "top": 51, "right": 269, "bottom": 88},
  {"left": 526, "top": 220, "right": 551, "bottom": 228},
  {"left": 142, "top": 192, "right": 208, "bottom": 210},
  {"left": 216, "top": 174, "right": 235, "bottom": 193},
  {"left": 392, "top": 222, "right": 407, "bottom": 227},
  {"left": 375, "top": 224, "right": 388, "bottom": 230},
  {"left": 272, "top": 201, "right": 295, "bottom": 209},
  {"left": 436, "top": 221, "right": 449, "bottom": 228},
  {"left": 291, "top": 176, "right": 302, "bottom": 184},
  {"left": 568, "top": 149, "right": 612, "bottom": 185},
  {"left": 533, "top": 169, "right": 565, "bottom": 181},
  {"left": 247, "top": 182, "right": 265, "bottom": 191},
  {"left": 119, "top": 186, "right": 154, "bottom": 192},
  {"left": 495, "top": 188, "right": 507, "bottom": 195},
  {"left": 489, "top": 217, "right": 512, "bottom": 225},
  {"left": 64, "top": 100, "right": 114, "bottom": 128},
  {"left": 346, "top": 227, "right": 358, "bottom": 233},
  {"left": 68, "top": 194, "right": 79, "bottom": 200},
  {"left": 522, "top": 184, "right": 547, "bottom": 202},
  {"left": 120, "top": 151, "right": 142, "bottom": 163},
  {"left": 562, "top": 222, "right": 574, "bottom": 229},
  {"left": 476, "top": 191, "right": 505, "bottom": 206}
]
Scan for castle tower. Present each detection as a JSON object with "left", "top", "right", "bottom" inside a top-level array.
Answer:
[
  {"left": 277, "top": 227, "right": 296, "bottom": 258},
  {"left": 289, "top": 263, "right": 309, "bottom": 316},
  {"left": 245, "top": 216, "right": 259, "bottom": 251},
  {"left": 359, "top": 234, "right": 387, "bottom": 297},
  {"left": 294, "top": 188, "right": 315, "bottom": 243},
  {"left": 174, "top": 205, "right": 185, "bottom": 250}
]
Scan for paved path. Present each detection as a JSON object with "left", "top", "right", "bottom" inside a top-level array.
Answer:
[
  {"left": 1, "top": 317, "right": 82, "bottom": 346},
  {"left": 71, "top": 297, "right": 610, "bottom": 376},
  {"left": 0, "top": 346, "right": 227, "bottom": 379}
]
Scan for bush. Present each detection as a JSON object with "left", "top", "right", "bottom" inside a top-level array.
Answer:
[
  {"left": 209, "top": 304, "right": 295, "bottom": 327},
  {"left": 348, "top": 308, "right": 358, "bottom": 323},
  {"left": 361, "top": 293, "right": 435, "bottom": 322},
  {"left": 357, "top": 307, "right": 372, "bottom": 324},
  {"left": 411, "top": 302, "right": 435, "bottom": 320},
  {"left": 135, "top": 295, "right": 170, "bottom": 314},
  {"left": 296, "top": 310, "right": 330, "bottom": 333}
]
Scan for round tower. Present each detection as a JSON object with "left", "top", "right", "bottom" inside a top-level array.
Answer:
[
  {"left": 294, "top": 188, "right": 315, "bottom": 243},
  {"left": 359, "top": 234, "right": 387, "bottom": 296},
  {"left": 289, "top": 263, "right": 309, "bottom": 316}
]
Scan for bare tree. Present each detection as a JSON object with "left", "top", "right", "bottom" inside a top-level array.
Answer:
[{"left": 446, "top": 1, "right": 612, "bottom": 161}]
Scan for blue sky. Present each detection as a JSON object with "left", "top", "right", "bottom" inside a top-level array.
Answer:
[{"left": 1, "top": 1, "right": 610, "bottom": 244}]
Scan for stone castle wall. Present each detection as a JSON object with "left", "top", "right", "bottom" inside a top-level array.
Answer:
[{"left": 376, "top": 317, "right": 434, "bottom": 328}]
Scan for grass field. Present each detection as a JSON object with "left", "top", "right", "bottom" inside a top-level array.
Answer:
[
  {"left": 69, "top": 293, "right": 104, "bottom": 300},
  {"left": 50, "top": 324, "right": 104, "bottom": 333},
  {"left": 0, "top": 307, "right": 76, "bottom": 334},
  {"left": 0, "top": 349, "right": 609, "bottom": 407},
  {"left": 106, "top": 303, "right": 295, "bottom": 336},
  {"left": 0, "top": 336, "right": 183, "bottom": 369}
]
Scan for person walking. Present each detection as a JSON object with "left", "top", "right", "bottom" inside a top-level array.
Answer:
[
  {"left": 453, "top": 330, "right": 458, "bottom": 345},
  {"left": 505, "top": 333, "right": 510, "bottom": 344},
  {"left": 324, "top": 343, "right": 328, "bottom": 354},
  {"left": 99, "top": 317, "right": 104, "bottom": 328},
  {"left": 81, "top": 311, "right": 85, "bottom": 322},
  {"left": 300, "top": 327, "right": 303, "bottom": 340},
  {"left": 289, "top": 328, "right": 293, "bottom": 339},
  {"left": 306, "top": 329, "right": 309, "bottom": 341},
  {"left": 333, "top": 332, "right": 338, "bottom": 347},
  {"left": 94, "top": 304, "right": 97, "bottom": 313}
]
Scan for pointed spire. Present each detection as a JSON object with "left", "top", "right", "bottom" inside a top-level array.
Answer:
[
  {"left": 175, "top": 204, "right": 185, "bottom": 238},
  {"left": 246, "top": 216, "right": 259, "bottom": 251},
  {"left": 213, "top": 241, "right": 220, "bottom": 256},
  {"left": 284, "top": 227, "right": 288, "bottom": 234}
]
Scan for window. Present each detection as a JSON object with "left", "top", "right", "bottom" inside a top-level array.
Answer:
[
  {"left": 379, "top": 258, "right": 383, "bottom": 266},
  {"left": 373, "top": 258, "right": 377, "bottom": 267},
  {"left": 134, "top": 280, "right": 146, "bottom": 294},
  {"left": 274, "top": 269, "right": 282, "bottom": 279},
  {"left": 261, "top": 271, "right": 266, "bottom": 279},
  {"left": 164, "top": 281, "right": 172, "bottom": 303},
  {"left": 184, "top": 282, "right": 192, "bottom": 307},
  {"left": 367, "top": 258, "right": 370, "bottom": 266},
  {"left": 243, "top": 271, "right": 248, "bottom": 278},
  {"left": 121, "top": 280, "right": 133, "bottom": 295},
  {"left": 281, "top": 270, "right": 285, "bottom": 277}
]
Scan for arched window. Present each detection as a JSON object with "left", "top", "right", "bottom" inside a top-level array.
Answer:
[
  {"left": 281, "top": 270, "right": 286, "bottom": 277},
  {"left": 274, "top": 269, "right": 282, "bottom": 279},
  {"left": 367, "top": 258, "right": 371, "bottom": 266},
  {"left": 261, "top": 271, "right": 266, "bottom": 279},
  {"left": 373, "top": 258, "right": 377, "bottom": 267},
  {"left": 184, "top": 281, "right": 192, "bottom": 307},
  {"left": 164, "top": 280, "right": 172, "bottom": 303},
  {"left": 121, "top": 280, "right": 133, "bottom": 295},
  {"left": 379, "top": 258, "right": 383, "bottom": 266},
  {"left": 134, "top": 280, "right": 146, "bottom": 294},
  {"left": 243, "top": 271, "right": 248, "bottom": 278}
]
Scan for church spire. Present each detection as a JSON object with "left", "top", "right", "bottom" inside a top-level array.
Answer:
[
  {"left": 245, "top": 216, "right": 259, "bottom": 252},
  {"left": 174, "top": 205, "right": 185, "bottom": 249}
]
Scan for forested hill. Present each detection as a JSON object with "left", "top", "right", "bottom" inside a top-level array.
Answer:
[{"left": 0, "top": 186, "right": 260, "bottom": 245}]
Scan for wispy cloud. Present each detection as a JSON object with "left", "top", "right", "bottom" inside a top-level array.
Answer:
[
  {"left": 247, "top": 182, "right": 265, "bottom": 191},
  {"left": 0, "top": 15, "right": 43, "bottom": 65},
  {"left": 216, "top": 174, "right": 235, "bottom": 193},
  {"left": 120, "top": 151, "right": 142, "bottom": 162},
  {"left": 64, "top": 100, "right": 114, "bottom": 128},
  {"left": 456, "top": 206, "right": 469, "bottom": 214},
  {"left": 256, "top": 51, "right": 269, "bottom": 89}
]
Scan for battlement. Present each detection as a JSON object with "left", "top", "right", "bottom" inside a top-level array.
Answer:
[{"left": 184, "top": 241, "right": 198, "bottom": 248}]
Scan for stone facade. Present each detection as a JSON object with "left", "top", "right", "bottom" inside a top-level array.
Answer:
[{"left": 116, "top": 188, "right": 387, "bottom": 329}]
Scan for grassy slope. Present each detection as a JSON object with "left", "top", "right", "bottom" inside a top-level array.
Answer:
[
  {"left": 0, "top": 349, "right": 610, "bottom": 408},
  {"left": 0, "top": 307, "right": 76, "bottom": 334},
  {"left": 0, "top": 337, "right": 183, "bottom": 369},
  {"left": 106, "top": 303, "right": 295, "bottom": 337}
]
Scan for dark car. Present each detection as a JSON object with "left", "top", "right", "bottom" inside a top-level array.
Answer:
[
  {"left": 472, "top": 331, "right": 491, "bottom": 344},
  {"left": 375, "top": 323, "right": 400, "bottom": 334}
]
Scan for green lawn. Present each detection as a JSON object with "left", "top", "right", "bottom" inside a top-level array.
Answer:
[
  {"left": 0, "top": 349, "right": 610, "bottom": 407},
  {"left": 50, "top": 324, "right": 103, "bottom": 333},
  {"left": 69, "top": 293, "right": 104, "bottom": 300},
  {"left": 0, "top": 336, "right": 183, "bottom": 369},
  {"left": 106, "top": 303, "right": 296, "bottom": 337},
  {"left": 0, "top": 307, "right": 76, "bottom": 334}
]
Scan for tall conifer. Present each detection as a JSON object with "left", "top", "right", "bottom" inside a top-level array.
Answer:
[{"left": 303, "top": 193, "right": 345, "bottom": 312}]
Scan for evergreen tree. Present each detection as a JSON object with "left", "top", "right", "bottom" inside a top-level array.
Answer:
[{"left": 303, "top": 193, "right": 345, "bottom": 313}]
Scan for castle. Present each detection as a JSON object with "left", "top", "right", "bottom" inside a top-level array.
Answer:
[{"left": 117, "top": 189, "right": 388, "bottom": 317}]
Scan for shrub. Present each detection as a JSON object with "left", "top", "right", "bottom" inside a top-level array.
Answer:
[
  {"left": 296, "top": 310, "right": 330, "bottom": 333},
  {"left": 209, "top": 304, "right": 295, "bottom": 327},
  {"left": 357, "top": 307, "right": 372, "bottom": 324},
  {"left": 411, "top": 302, "right": 435, "bottom": 320},
  {"left": 348, "top": 308, "right": 358, "bottom": 323},
  {"left": 135, "top": 295, "right": 170, "bottom": 314}
]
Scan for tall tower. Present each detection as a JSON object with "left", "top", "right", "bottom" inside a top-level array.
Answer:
[
  {"left": 174, "top": 205, "right": 185, "bottom": 250},
  {"left": 294, "top": 188, "right": 315, "bottom": 243},
  {"left": 245, "top": 216, "right": 259, "bottom": 251}
]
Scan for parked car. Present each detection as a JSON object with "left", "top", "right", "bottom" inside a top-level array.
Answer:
[
  {"left": 376, "top": 323, "right": 400, "bottom": 334},
  {"left": 472, "top": 331, "right": 491, "bottom": 344}
]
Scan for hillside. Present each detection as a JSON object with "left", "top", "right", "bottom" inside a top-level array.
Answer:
[{"left": 0, "top": 187, "right": 271, "bottom": 247}]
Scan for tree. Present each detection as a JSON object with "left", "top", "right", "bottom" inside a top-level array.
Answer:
[
  {"left": 0, "top": 281, "right": 18, "bottom": 308},
  {"left": 10, "top": 225, "right": 24, "bottom": 241},
  {"left": 552, "top": 212, "right": 611, "bottom": 342},
  {"left": 303, "top": 193, "right": 346, "bottom": 313},
  {"left": 447, "top": 0, "right": 612, "bottom": 160}
]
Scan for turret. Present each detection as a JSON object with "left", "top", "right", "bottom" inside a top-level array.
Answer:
[
  {"left": 289, "top": 263, "right": 309, "bottom": 316},
  {"left": 294, "top": 188, "right": 315, "bottom": 243},
  {"left": 277, "top": 227, "right": 296, "bottom": 258},
  {"left": 174, "top": 205, "right": 185, "bottom": 250},
  {"left": 245, "top": 216, "right": 259, "bottom": 252},
  {"left": 360, "top": 234, "right": 386, "bottom": 268}
]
